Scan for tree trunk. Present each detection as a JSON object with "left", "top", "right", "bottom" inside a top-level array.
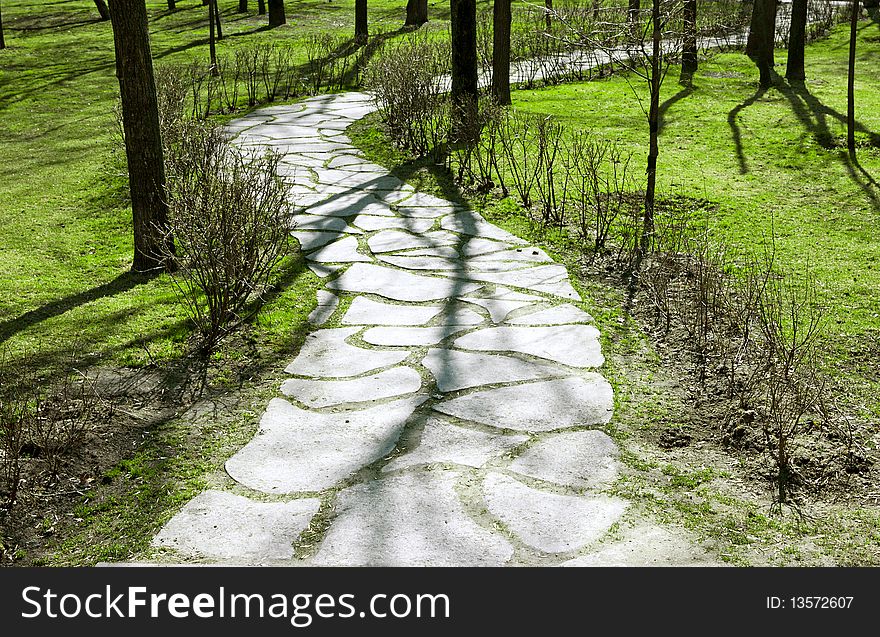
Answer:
[
  {"left": 544, "top": 0, "right": 552, "bottom": 31},
  {"left": 107, "top": 0, "right": 174, "bottom": 273},
  {"left": 628, "top": 0, "right": 640, "bottom": 24},
  {"left": 405, "top": 0, "right": 428, "bottom": 26},
  {"left": 209, "top": 0, "right": 218, "bottom": 71},
  {"left": 492, "top": 0, "right": 512, "bottom": 105},
  {"left": 258, "top": 0, "right": 266, "bottom": 16},
  {"left": 847, "top": 0, "right": 859, "bottom": 158},
  {"left": 450, "top": 0, "right": 479, "bottom": 141},
  {"left": 640, "top": 0, "right": 662, "bottom": 263},
  {"left": 268, "top": 0, "right": 285, "bottom": 26},
  {"left": 238, "top": 0, "right": 248, "bottom": 12},
  {"left": 168, "top": 0, "right": 176, "bottom": 10},
  {"left": 0, "top": 4, "right": 6, "bottom": 50},
  {"left": 746, "top": 0, "right": 777, "bottom": 88},
  {"left": 681, "top": 0, "right": 697, "bottom": 77},
  {"left": 785, "top": 0, "right": 807, "bottom": 81},
  {"left": 94, "top": 0, "right": 111, "bottom": 20},
  {"left": 213, "top": 0, "right": 223, "bottom": 39},
  {"left": 355, "top": 0, "right": 368, "bottom": 44}
]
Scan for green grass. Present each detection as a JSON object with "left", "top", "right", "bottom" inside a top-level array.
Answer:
[
  {"left": 508, "top": 25, "right": 880, "bottom": 406},
  {"left": 0, "top": 0, "right": 477, "bottom": 372}
]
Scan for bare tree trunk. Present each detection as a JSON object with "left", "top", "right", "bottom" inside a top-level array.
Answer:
[
  {"left": 628, "top": 0, "right": 640, "bottom": 24},
  {"left": 405, "top": 0, "right": 428, "bottom": 26},
  {"left": 168, "top": 0, "right": 176, "bottom": 10},
  {"left": 268, "top": 0, "right": 285, "bottom": 26},
  {"left": 94, "top": 0, "right": 111, "bottom": 20},
  {"left": 847, "top": 0, "right": 859, "bottom": 158},
  {"left": 492, "top": 0, "right": 512, "bottom": 105},
  {"left": 746, "top": 0, "right": 777, "bottom": 88},
  {"left": 209, "top": 0, "right": 218, "bottom": 71},
  {"left": 238, "top": 0, "right": 248, "bottom": 12},
  {"left": 681, "top": 0, "right": 697, "bottom": 77},
  {"left": 259, "top": 0, "right": 266, "bottom": 16},
  {"left": 0, "top": 4, "right": 6, "bottom": 50},
  {"left": 786, "top": 0, "right": 807, "bottom": 81},
  {"left": 355, "top": 0, "right": 368, "bottom": 44},
  {"left": 640, "top": 0, "right": 662, "bottom": 262},
  {"left": 107, "top": 0, "right": 175, "bottom": 273},
  {"left": 213, "top": 0, "right": 223, "bottom": 39},
  {"left": 544, "top": 0, "right": 553, "bottom": 31},
  {"left": 450, "top": 0, "right": 478, "bottom": 141}
]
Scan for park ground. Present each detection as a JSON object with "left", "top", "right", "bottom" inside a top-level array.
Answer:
[{"left": 0, "top": 1, "right": 877, "bottom": 565}]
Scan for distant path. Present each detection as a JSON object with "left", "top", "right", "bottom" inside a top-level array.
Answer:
[{"left": 140, "top": 93, "right": 716, "bottom": 566}]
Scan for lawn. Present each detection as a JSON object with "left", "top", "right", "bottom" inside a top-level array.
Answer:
[{"left": 503, "top": 23, "right": 880, "bottom": 411}]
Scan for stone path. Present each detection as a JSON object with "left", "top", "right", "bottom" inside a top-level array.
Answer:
[{"left": 148, "top": 93, "right": 714, "bottom": 567}]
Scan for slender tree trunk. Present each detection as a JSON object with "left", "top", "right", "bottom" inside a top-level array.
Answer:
[
  {"left": 94, "top": 0, "right": 111, "bottom": 20},
  {"left": 213, "top": 0, "right": 223, "bottom": 39},
  {"left": 355, "top": 0, "right": 368, "bottom": 44},
  {"left": 786, "top": 0, "right": 807, "bottom": 81},
  {"left": 847, "top": 0, "right": 859, "bottom": 158},
  {"left": 628, "top": 0, "right": 640, "bottom": 24},
  {"left": 492, "top": 0, "right": 512, "bottom": 105},
  {"left": 450, "top": 0, "right": 478, "bottom": 141},
  {"left": 268, "top": 0, "right": 285, "bottom": 26},
  {"left": 746, "top": 0, "right": 777, "bottom": 88},
  {"left": 107, "top": 0, "right": 175, "bottom": 273},
  {"left": 544, "top": 0, "right": 553, "bottom": 31},
  {"left": 258, "top": 0, "right": 266, "bottom": 16},
  {"left": 0, "top": 4, "right": 6, "bottom": 50},
  {"left": 640, "top": 0, "right": 662, "bottom": 262},
  {"left": 238, "top": 0, "right": 248, "bottom": 12},
  {"left": 405, "top": 0, "right": 428, "bottom": 26},
  {"left": 209, "top": 0, "right": 218, "bottom": 71},
  {"left": 167, "top": 0, "right": 176, "bottom": 9},
  {"left": 682, "top": 0, "right": 697, "bottom": 77}
]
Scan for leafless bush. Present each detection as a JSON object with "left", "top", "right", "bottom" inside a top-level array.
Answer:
[
  {"left": 1, "top": 352, "right": 104, "bottom": 508},
  {"left": 363, "top": 33, "right": 451, "bottom": 157},
  {"left": 162, "top": 122, "right": 292, "bottom": 350}
]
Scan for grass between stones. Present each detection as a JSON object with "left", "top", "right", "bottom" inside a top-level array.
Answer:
[{"left": 347, "top": 26, "right": 880, "bottom": 565}]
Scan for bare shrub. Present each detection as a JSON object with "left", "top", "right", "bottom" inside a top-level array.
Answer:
[
  {"left": 162, "top": 122, "right": 292, "bottom": 350},
  {"left": 363, "top": 33, "right": 451, "bottom": 157}
]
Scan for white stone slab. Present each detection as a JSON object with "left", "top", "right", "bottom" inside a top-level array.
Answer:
[
  {"left": 306, "top": 235, "right": 370, "bottom": 263},
  {"left": 405, "top": 246, "right": 460, "bottom": 258},
  {"left": 296, "top": 215, "right": 363, "bottom": 234},
  {"left": 440, "top": 211, "right": 527, "bottom": 243},
  {"left": 281, "top": 367, "right": 423, "bottom": 408},
  {"left": 353, "top": 215, "right": 435, "bottom": 233},
  {"left": 460, "top": 297, "right": 535, "bottom": 323},
  {"left": 423, "top": 349, "right": 561, "bottom": 392},
  {"left": 342, "top": 297, "right": 443, "bottom": 326},
  {"left": 458, "top": 264, "right": 581, "bottom": 300},
  {"left": 454, "top": 325, "right": 604, "bottom": 367},
  {"left": 378, "top": 255, "right": 464, "bottom": 271},
  {"left": 327, "top": 264, "right": 480, "bottom": 301},
  {"left": 368, "top": 230, "right": 459, "bottom": 253},
  {"left": 470, "top": 247, "right": 553, "bottom": 263},
  {"left": 292, "top": 230, "right": 343, "bottom": 251},
  {"left": 307, "top": 263, "right": 343, "bottom": 278},
  {"left": 510, "top": 430, "right": 620, "bottom": 489},
  {"left": 307, "top": 291, "right": 339, "bottom": 326},
  {"left": 460, "top": 237, "right": 516, "bottom": 256},
  {"left": 395, "top": 205, "right": 461, "bottom": 218},
  {"left": 507, "top": 304, "right": 595, "bottom": 325},
  {"left": 433, "top": 376, "right": 614, "bottom": 431},
  {"left": 153, "top": 491, "right": 321, "bottom": 562},
  {"left": 559, "top": 524, "right": 719, "bottom": 567},
  {"left": 362, "top": 325, "right": 472, "bottom": 346},
  {"left": 305, "top": 197, "right": 393, "bottom": 218},
  {"left": 483, "top": 473, "right": 628, "bottom": 553},
  {"left": 226, "top": 396, "right": 427, "bottom": 493},
  {"left": 384, "top": 418, "right": 528, "bottom": 472},
  {"left": 311, "top": 471, "right": 513, "bottom": 566},
  {"left": 285, "top": 327, "right": 410, "bottom": 377}
]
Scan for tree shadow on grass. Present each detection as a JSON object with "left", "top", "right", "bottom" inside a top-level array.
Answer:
[
  {"left": 0, "top": 271, "right": 160, "bottom": 347},
  {"left": 726, "top": 85, "right": 768, "bottom": 175},
  {"left": 658, "top": 80, "right": 697, "bottom": 134}
]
